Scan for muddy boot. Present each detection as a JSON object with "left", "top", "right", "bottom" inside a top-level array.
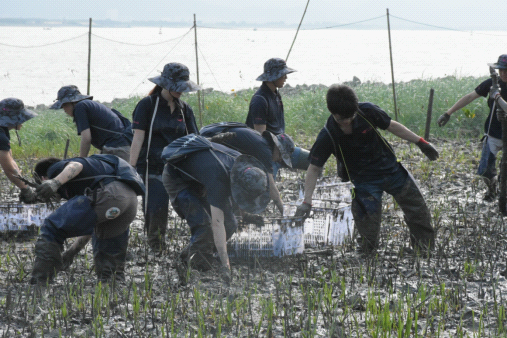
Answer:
[
  {"left": 30, "top": 238, "right": 63, "bottom": 285},
  {"left": 146, "top": 219, "right": 167, "bottom": 253},
  {"left": 180, "top": 228, "right": 215, "bottom": 272},
  {"left": 93, "top": 230, "right": 129, "bottom": 285},
  {"left": 483, "top": 176, "right": 498, "bottom": 202}
]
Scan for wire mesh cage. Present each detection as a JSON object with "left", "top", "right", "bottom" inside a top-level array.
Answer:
[{"left": 0, "top": 203, "right": 55, "bottom": 232}]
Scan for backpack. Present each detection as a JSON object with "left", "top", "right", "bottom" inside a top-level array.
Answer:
[{"left": 89, "top": 108, "right": 133, "bottom": 144}]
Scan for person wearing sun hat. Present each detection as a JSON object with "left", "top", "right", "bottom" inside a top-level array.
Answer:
[
  {"left": 437, "top": 54, "right": 507, "bottom": 201},
  {"left": 51, "top": 85, "right": 132, "bottom": 161},
  {"left": 0, "top": 98, "right": 38, "bottom": 203},
  {"left": 200, "top": 122, "right": 294, "bottom": 216},
  {"left": 161, "top": 134, "right": 269, "bottom": 283},
  {"left": 129, "top": 62, "right": 200, "bottom": 252},
  {"left": 245, "top": 58, "right": 310, "bottom": 177}
]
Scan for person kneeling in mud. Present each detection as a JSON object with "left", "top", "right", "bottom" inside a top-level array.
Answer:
[
  {"left": 30, "top": 154, "right": 144, "bottom": 285},
  {"left": 161, "top": 134, "right": 270, "bottom": 283},
  {"left": 200, "top": 122, "right": 295, "bottom": 217},
  {"left": 296, "top": 84, "right": 438, "bottom": 257}
]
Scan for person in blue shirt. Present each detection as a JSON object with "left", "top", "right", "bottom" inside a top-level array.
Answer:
[
  {"left": 296, "top": 84, "right": 438, "bottom": 256},
  {"left": 0, "top": 98, "right": 38, "bottom": 203},
  {"left": 437, "top": 54, "right": 507, "bottom": 201},
  {"left": 245, "top": 58, "right": 310, "bottom": 176},
  {"left": 29, "top": 154, "right": 143, "bottom": 285},
  {"left": 129, "top": 63, "right": 200, "bottom": 252},
  {"left": 51, "top": 85, "right": 131, "bottom": 161}
]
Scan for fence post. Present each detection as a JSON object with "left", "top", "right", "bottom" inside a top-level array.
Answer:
[
  {"left": 194, "top": 14, "right": 202, "bottom": 128},
  {"left": 424, "top": 88, "right": 434, "bottom": 140},
  {"left": 87, "top": 18, "right": 92, "bottom": 95},
  {"left": 386, "top": 9, "right": 398, "bottom": 121}
]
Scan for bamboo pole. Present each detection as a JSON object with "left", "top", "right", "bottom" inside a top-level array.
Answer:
[
  {"left": 424, "top": 88, "right": 434, "bottom": 140},
  {"left": 194, "top": 14, "right": 202, "bottom": 128},
  {"left": 386, "top": 9, "right": 398, "bottom": 121},
  {"left": 87, "top": 18, "right": 92, "bottom": 95}
]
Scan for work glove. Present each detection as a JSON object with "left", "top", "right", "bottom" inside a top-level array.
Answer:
[
  {"left": 490, "top": 86, "right": 501, "bottom": 101},
  {"left": 61, "top": 249, "right": 76, "bottom": 271},
  {"left": 436, "top": 113, "right": 450, "bottom": 127},
  {"left": 294, "top": 202, "right": 312, "bottom": 219},
  {"left": 416, "top": 138, "right": 439, "bottom": 161},
  {"left": 36, "top": 179, "right": 62, "bottom": 200},
  {"left": 219, "top": 265, "right": 231, "bottom": 286},
  {"left": 242, "top": 212, "right": 265, "bottom": 228},
  {"left": 19, "top": 187, "right": 38, "bottom": 204}
]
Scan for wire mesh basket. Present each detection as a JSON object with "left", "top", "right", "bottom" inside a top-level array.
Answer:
[{"left": 0, "top": 203, "right": 56, "bottom": 232}]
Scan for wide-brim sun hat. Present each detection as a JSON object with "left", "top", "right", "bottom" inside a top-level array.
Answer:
[
  {"left": 263, "top": 131, "right": 295, "bottom": 168},
  {"left": 230, "top": 154, "right": 270, "bottom": 214},
  {"left": 50, "top": 85, "right": 93, "bottom": 109},
  {"left": 149, "top": 62, "right": 201, "bottom": 93},
  {"left": 488, "top": 54, "right": 507, "bottom": 69},
  {"left": 0, "top": 98, "right": 37, "bottom": 128},
  {"left": 256, "top": 58, "right": 296, "bottom": 82}
]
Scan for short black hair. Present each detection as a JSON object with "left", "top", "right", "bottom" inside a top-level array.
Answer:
[
  {"left": 34, "top": 157, "right": 61, "bottom": 178},
  {"left": 326, "top": 84, "right": 358, "bottom": 118}
]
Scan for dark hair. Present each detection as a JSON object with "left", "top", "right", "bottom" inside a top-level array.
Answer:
[
  {"left": 34, "top": 157, "right": 61, "bottom": 178},
  {"left": 326, "top": 84, "right": 358, "bottom": 118},
  {"left": 148, "top": 85, "right": 163, "bottom": 96}
]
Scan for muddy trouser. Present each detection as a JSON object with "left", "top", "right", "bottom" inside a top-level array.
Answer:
[
  {"left": 351, "top": 166, "right": 434, "bottom": 253},
  {"left": 272, "top": 146, "right": 310, "bottom": 179},
  {"left": 172, "top": 188, "right": 238, "bottom": 271},
  {"left": 102, "top": 145, "right": 131, "bottom": 163},
  {"left": 31, "top": 181, "right": 137, "bottom": 284},
  {"left": 140, "top": 173, "right": 169, "bottom": 251}
]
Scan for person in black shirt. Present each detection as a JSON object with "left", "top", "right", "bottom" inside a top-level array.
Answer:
[
  {"left": 29, "top": 155, "right": 143, "bottom": 285},
  {"left": 437, "top": 54, "right": 507, "bottom": 200},
  {"left": 130, "top": 62, "right": 200, "bottom": 252},
  {"left": 51, "top": 85, "right": 131, "bottom": 161},
  {"left": 0, "top": 98, "right": 38, "bottom": 203},
  {"left": 296, "top": 84, "right": 438, "bottom": 256}
]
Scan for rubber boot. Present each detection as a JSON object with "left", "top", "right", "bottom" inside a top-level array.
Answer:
[
  {"left": 483, "top": 176, "right": 498, "bottom": 202},
  {"left": 30, "top": 238, "right": 63, "bottom": 285},
  {"left": 180, "top": 227, "right": 215, "bottom": 272},
  {"left": 93, "top": 229, "right": 129, "bottom": 284}
]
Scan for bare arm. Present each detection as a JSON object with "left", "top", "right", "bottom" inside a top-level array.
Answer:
[
  {"left": 210, "top": 205, "right": 229, "bottom": 269},
  {"left": 445, "top": 91, "right": 481, "bottom": 116},
  {"left": 268, "top": 173, "right": 284, "bottom": 214},
  {"left": 52, "top": 161, "right": 84, "bottom": 185},
  {"left": 253, "top": 124, "right": 267, "bottom": 134},
  {"left": 387, "top": 120, "right": 422, "bottom": 143},
  {"left": 0, "top": 150, "right": 28, "bottom": 189},
  {"left": 129, "top": 129, "right": 145, "bottom": 167},
  {"left": 496, "top": 96, "right": 507, "bottom": 112},
  {"left": 303, "top": 164, "right": 322, "bottom": 204},
  {"left": 79, "top": 128, "right": 92, "bottom": 157}
]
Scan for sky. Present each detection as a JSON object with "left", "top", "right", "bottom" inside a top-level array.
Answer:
[{"left": 1, "top": 0, "right": 503, "bottom": 30}]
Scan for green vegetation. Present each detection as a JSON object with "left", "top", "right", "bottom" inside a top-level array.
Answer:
[{"left": 14, "top": 75, "right": 489, "bottom": 161}]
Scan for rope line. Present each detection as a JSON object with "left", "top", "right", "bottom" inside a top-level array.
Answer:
[
  {"left": 91, "top": 30, "right": 191, "bottom": 46},
  {"left": 128, "top": 27, "right": 194, "bottom": 97},
  {"left": 0, "top": 33, "right": 88, "bottom": 48},
  {"left": 304, "top": 15, "right": 386, "bottom": 30},
  {"left": 197, "top": 45, "right": 223, "bottom": 92},
  {"left": 286, "top": 0, "right": 310, "bottom": 62}
]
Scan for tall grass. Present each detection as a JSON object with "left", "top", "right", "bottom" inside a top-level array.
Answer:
[{"left": 13, "top": 75, "right": 489, "bottom": 161}]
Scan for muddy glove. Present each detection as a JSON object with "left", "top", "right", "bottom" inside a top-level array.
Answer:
[
  {"left": 242, "top": 212, "right": 264, "bottom": 228},
  {"left": 19, "top": 187, "right": 38, "bottom": 204},
  {"left": 436, "top": 113, "right": 450, "bottom": 127},
  {"left": 219, "top": 265, "right": 231, "bottom": 286},
  {"left": 61, "top": 249, "right": 76, "bottom": 271},
  {"left": 209, "top": 132, "right": 236, "bottom": 145},
  {"left": 294, "top": 202, "right": 312, "bottom": 219},
  {"left": 490, "top": 86, "right": 501, "bottom": 101},
  {"left": 416, "top": 138, "right": 439, "bottom": 161},
  {"left": 36, "top": 179, "right": 62, "bottom": 200}
]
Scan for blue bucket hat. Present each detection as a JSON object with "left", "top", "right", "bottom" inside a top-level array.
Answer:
[
  {"left": 0, "top": 98, "right": 37, "bottom": 128},
  {"left": 149, "top": 63, "right": 201, "bottom": 93},
  {"left": 256, "top": 58, "right": 296, "bottom": 82},
  {"left": 488, "top": 54, "right": 507, "bottom": 69},
  {"left": 230, "top": 155, "right": 270, "bottom": 214},
  {"left": 50, "top": 85, "right": 93, "bottom": 109},
  {"left": 263, "top": 131, "right": 295, "bottom": 168}
]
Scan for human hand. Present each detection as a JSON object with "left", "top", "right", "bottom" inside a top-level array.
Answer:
[
  {"left": 19, "top": 187, "right": 37, "bottom": 204},
  {"left": 436, "top": 113, "right": 450, "bottom": 127},
  {"left": 490, "top": 86, "right": 501, "bottom": 101},
  {"left": 219, "top": 265, "right": 231, "bottom": 286},
  {"left": 294, "top": 202, "right": 312, "bottom": 219},
  {"left": 416, "top": 138, "right": 439, "bottom": 161},
  {"left": 36, "top": 179, "right": 62, "bottom": 199},
  {"left": 61, "top": 249, "right": 76, "bottom": 270}
]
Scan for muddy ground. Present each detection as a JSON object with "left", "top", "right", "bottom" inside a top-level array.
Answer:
[{"left": 1, "top": 138, "right": 507, "bottom": 337}]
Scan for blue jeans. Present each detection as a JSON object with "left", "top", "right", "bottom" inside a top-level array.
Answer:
[
  {"left": 477, "top": 138, "right": 498, "bottom": 180},
  {"left": 272, "top": 146, "right": 310, "bottom": 179},
  {"left": 141, "top": 174, "right": 169, "bottom": 248}
]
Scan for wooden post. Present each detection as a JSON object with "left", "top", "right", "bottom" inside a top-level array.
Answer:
[
  {"left": 193, "top": 14, "right": 202, "bottom": 128},
  {"left": 87, "top": 18, "right": 92, "bottom": 95},
  {"left": 386, "top": 9, "right": 398, "bottom": 121},
  {"left": 63, "top": 139, "right": 70, "bottom": 159},
  {"left": 424, "top": 88, "right": 434, "bottom": 140}
]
